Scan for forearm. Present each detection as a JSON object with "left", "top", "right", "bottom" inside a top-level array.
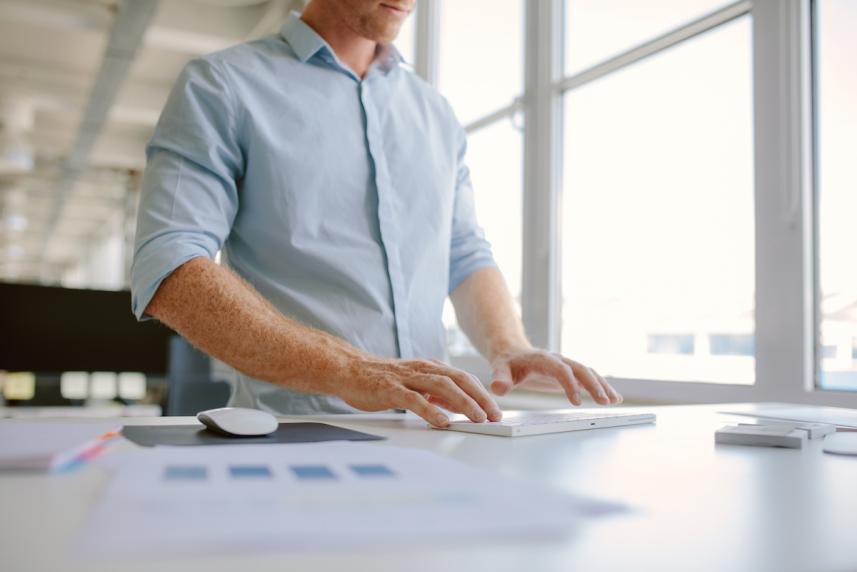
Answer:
[
  {"left": 145, "top": 257, "right": 362, "bottom": 394},
  {"left": 449, "top": 267, "right": 532, "bottom": 362}
]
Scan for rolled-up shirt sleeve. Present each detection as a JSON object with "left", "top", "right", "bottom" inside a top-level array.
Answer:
[
  {"left": 130, "top": 57, "right": 243, "bottom": 320},
  {"left": 447, "top": 124, "right": 497, "bottom": 294}
]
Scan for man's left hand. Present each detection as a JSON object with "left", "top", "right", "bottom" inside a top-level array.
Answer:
[{"left": 490, "top": 348, "right": 622, "bottom": 406}]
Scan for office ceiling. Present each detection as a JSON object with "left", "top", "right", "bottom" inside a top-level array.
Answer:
[{"left": 0, "top": 0, "right": 305, "bottom": 285}]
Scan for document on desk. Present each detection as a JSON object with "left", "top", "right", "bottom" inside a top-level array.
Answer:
[{"left": 81, "top": 442, "right": 624, "bottom": 556}]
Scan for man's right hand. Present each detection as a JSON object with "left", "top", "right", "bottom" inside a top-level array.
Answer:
[
  {"left": 334, "top": 357, "right": 503, "bottom": 428},
  {"left": 146, "top": 259, "right": 500, "bottom": 427}
]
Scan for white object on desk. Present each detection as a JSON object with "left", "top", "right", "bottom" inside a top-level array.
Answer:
[
  {"left": 441, "top": 409, "right": 655, "bottom": 437},
  {"left": 196, "top": 407, "right": 278, "bottom": 436},
  {"left": 81, "top": 442, "right": 622, "bottom": 556},
  {"left": 823, "top": 432, "right": 857, "bottom": 456},
  {"left": 0, "top": 421, "right": 118, "bottom": 471},
  {"left": 738, "top": 421, "right": 834, "bottom": 440},
  {"left": 715, "top": 424, "right": 807, "bottom": 448}
]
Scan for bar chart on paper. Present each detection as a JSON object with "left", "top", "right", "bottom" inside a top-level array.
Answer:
[
  {"left": 162, "top": 461, "right": 396, "bottom": 482},
  {"left": 82, "top": 443, "right": 625, "bottom": 556}
]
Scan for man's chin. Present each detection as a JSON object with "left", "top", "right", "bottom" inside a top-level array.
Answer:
[{"left": 370, "top": 28, "right": 403, "bottom": 45}]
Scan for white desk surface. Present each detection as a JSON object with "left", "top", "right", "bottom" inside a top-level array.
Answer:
[{"left": 2, "top": 403, "right": 856, "bottom": 572}]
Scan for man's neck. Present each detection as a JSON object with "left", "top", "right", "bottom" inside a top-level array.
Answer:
[{"left": 300, "top": 3, "right": 377, "bottom": 79}]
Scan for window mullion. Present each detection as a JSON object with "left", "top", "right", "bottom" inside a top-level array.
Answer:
[
  {"left": 752, "top": 0, "right": 815, "bottom": 401},
  {"left": 522, "top": 0, "right": 563, "bottom": 351},
  {"left": 414, "top": 0, "right": 440, "bottom": 86}
]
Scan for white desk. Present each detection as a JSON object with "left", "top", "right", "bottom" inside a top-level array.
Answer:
[{"left": 2, "top": 404, "right": 856, "bottom": 572}]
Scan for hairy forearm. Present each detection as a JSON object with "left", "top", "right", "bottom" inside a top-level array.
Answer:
[
  {"left": 450, "top": 267, "right": 532, "bottom": 362},
  {"left": 145, "top": 257, "right": 363, "bottom": 394}
]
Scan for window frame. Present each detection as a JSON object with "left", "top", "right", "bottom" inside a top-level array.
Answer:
[{"left": 419, "top": 0, "right": 856, "bottom": 406}]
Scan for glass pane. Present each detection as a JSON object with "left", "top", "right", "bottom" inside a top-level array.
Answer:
[
  {"left": 565, "top": 0, "right": 734, "bottom": 75},
  {"left": 437, "top": 0, "right": 523, "bottom": 126},
  {"left": 445, "top": 119, "right": 523, "bottom": 357},
  {"left": 816, "top": 0, "right": 857, "bottom": 391},
  {"left": 393, "top": 9, "right": 415, "bottom": 66},
  {"left": 561, "top": 17, "right": 755, "bottom": 384}
]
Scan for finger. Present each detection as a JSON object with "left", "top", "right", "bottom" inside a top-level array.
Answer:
[
  {"left": 431, "top": 365, "right": 502, "bottom": 421},
  {"left": 407, "top": 374, "right": 487, "bottom": 423},
  {"left": 490, "top": 361, "right": 514, "bottom": 397},
  {"left": 589, "top": 368, "right": 612, "bottom": 404},
  {"left": 423, "top": 391, "right": 457, "bottom": 411},
  {"left": 594, "top": 370, "right": 623, "bottom": 404},
  {"left": 418, "top": 360, "right": 501, "bottom": 421},
  {"left": 396, "top": 389, "right": 450, "bottom": 428},
  {"left": 585, "top": 367, "right": 611, "bottom": 404},
  {"left": 551, "top": 360, "right": 582, "bottom": 406},
  {"left": 562, "top": 360, "right": 609, "bottom": 404},
  {"left": 426, "top": 394, "right": 454, "bottom": 409}
]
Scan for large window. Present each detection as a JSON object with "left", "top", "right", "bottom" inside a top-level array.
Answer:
[
  {"left": 815, "top": 0, "right": 857, "bottom": 391},
  {"left": 561, "top": 17, "right": 755, "bottom": 384},
  {"left": 406, "top": 0, "right": 857, "bottom": 407},
  {"left": 436, "top": 0, "right": 524, "bottom": 357}
]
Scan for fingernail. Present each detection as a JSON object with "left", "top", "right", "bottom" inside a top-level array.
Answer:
[
  {"left": 435, "top": 414, "right": 449, "bottom": 427},
  {"left": 473, "top": 411, "right": 487, "bottom": 423},
  {"left": 599, "top": 392, "right": 608, "bottom": 402}
]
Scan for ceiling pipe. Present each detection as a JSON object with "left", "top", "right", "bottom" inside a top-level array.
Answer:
[{"left": 38, "top": 0, "right": 160, "bottom": 268}]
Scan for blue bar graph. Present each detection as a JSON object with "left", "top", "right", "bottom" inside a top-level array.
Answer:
[
  {"left": 290, "top": 465, "right": 337, "bottom": 480},
  {"left": 349, "top": 464, "right": 396, "bottom": 478},
  {"left": 229, "top": 465, "right": 272, "bottom": 479},
  {"left": 164, "top": 465, "right": 208, "bottom": 481}
]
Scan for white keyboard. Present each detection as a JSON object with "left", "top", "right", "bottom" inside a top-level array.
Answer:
[{"left": 441, "top": 410, "right": 656, "bottom": 437}]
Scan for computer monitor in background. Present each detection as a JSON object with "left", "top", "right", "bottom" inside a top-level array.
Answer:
[
  {"left": 0, "top": 282, "right": 174, "bottom": 373},
  {"left": 0, "top": 282, "right": 178, "bottom": 406}
]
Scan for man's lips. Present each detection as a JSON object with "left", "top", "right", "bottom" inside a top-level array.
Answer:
[{"left": 380, "top": 3, "right": 409, "bottom": 16}]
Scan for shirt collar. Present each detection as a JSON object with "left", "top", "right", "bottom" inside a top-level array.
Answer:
[
  {"left": 374, "top": 42, "right": 404, "bottom": 73},
  {"left": 280, "top": 12, "right": 328, "bottom": 63},
  {"left": 280, "top": 11, "right": 403, "bottom": 76}
]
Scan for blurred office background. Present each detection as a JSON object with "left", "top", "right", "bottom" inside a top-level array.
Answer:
[{"left": 0, "top": 0, "right": 855, "bottom": 414}]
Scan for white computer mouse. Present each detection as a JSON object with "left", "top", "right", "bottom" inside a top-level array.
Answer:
[{"left": 197, "top": 407, "right": 279, "bottom": 437}]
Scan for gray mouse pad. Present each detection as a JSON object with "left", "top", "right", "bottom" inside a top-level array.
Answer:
[{"left": 122, "top": 422, "right": 385, "bottom": 447}]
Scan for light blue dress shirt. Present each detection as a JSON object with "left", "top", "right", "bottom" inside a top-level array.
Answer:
[{"left": 131, "top": 13, "right": 496, "bottom": 414}]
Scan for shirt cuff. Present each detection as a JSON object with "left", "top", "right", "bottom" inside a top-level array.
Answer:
[
  {"left": 130, "top": 241, "right": 215, "bottom": 321},
  {"left": 448, "top": 256, "right": 498, "bottom": 295}
]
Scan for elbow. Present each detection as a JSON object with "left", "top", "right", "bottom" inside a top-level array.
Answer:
[
  {"left": 139, "top": 256, "right": 211, "bottom": 322},
  {"left": 143, "top": 287, "right": 165, "bottom": 321}
]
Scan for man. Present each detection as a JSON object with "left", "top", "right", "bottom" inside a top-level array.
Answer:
[{"left": 131, "top": 0, "right": 622, "bottom": 427}]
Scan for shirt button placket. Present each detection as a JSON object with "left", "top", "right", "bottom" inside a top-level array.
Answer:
[{"left": 360, "top": 80, "right": 412, "bottom": 359}]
